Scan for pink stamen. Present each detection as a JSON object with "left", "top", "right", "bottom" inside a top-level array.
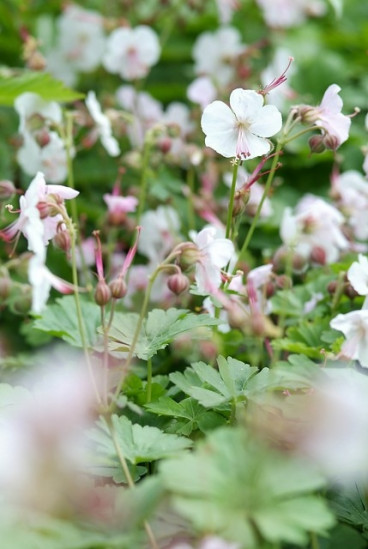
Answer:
[
  {"left": 119, "top": 226, "right": 141, "bottom": 278},
  {"left": 236, "top": 127, "right": 250, "bottom": 159},
  {"left": 93, "top": 230, "right": 105, "bottom": 281},
  {"left": 260, "top": 57, "right": 294, "bottom": 96}
]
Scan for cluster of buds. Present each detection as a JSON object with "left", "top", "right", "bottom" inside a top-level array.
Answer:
[{"left": 93, "top": 228, "right": 140, "bottom": 307}]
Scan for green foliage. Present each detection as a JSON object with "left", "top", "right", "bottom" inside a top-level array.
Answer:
[
  {"left": 0, "top": 70, "right": 84, "bottom": 105},
  {"left": 33, "top": 296, "right": 101, "bottom": 347},
  {"left": 146, "top": 397, "right": 226, "bottom": 435},
  {"left": 160, "top": 427, "right": 335, "bottom": 547},
  {"left": 170, "top": 356, "right": 271, "bottom": 409},
  {"left": 105, "top": 308, "right": 219, "bottom": 360}
]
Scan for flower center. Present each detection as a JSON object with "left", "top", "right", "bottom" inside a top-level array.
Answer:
[{"left": 235, "top": 120, "right": 251, "bottom": 159}]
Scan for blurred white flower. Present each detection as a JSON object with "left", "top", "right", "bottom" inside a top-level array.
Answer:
[
  {"left": 187, "top": 77, "right": 217, "bottom": 109},
  {"left": 331, "top": 309, "right": 368, "bottom": 366},
  {"left": 86, "top": 91, "right": 120, "bottom": 157},
  {"left": 138, "top": 206, "right": 181, "bottom": 263},
  {"left": 256, "top": 0, "right": 326, "bottom": 28},
  {"left": 103, "top": 25, "right": 160, "bottom": 80}
]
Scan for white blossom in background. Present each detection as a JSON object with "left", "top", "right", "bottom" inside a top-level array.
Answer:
[
  {"left": 44, "top": 4, "right": 105, "bottom": 86},
  {"left": 347, "top": 254, "right": 368, "bottom": 308},
  {"left": 189, "top": 226, "right": 235, "bottom": 292},
  {"left": 261, "top": 48, "right": 296, "bottom": 111},
  {"left": 116, "top": 85, "right": 163, "bottom": 147},
  {"left": 201, "top": 88, "right": 282, "bottom": 159},
  {"left": 103, "top": 25, "right": 160, "bottom": 80},
  {"left": 280, "top": 195, "right": 349, "bottom": 264},
  {"left": 331, "top": 310, "right": 368, "bottom": 367},
  {"left": 14, "top": 92, "right": 68, "bottom": 183},
  {"left": 138, "top": 206, "right": 181, "bottom": 263},
  {"left": 332, "top": 170, "right": 368, "bottom": 240},
  {"left": 85, "top": 91, "right": 120, "bottom": 157},
  {"left": 256, "top": 0, "right": 326, "bottom": 28},
  {"left": 215, "top": 0, "right": 240, "bottom": 24},
  {"left": 187, "top": 77, "right": 217, "bottom": 109},
  {"left": 193, "top": 27, "right": 246, "bottom": 87},
  {"left": 28, "top": 253, "right": 74, "bottom": 313}
]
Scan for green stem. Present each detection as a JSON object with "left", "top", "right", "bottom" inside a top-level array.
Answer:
[
  {"left": 107, "top": 416, "right": 159, "bottom": 549},
  {"left": 136, "top": 139, "right": 152, "bottom": 224},
  {"left": 310, "top": 532, "right": 320, "bottom": 549},
  {"left": 146, "top": 358, "right": 153, "bottom": 404},
  {"left": 187, "top": 166, "right": 196, "bottom": 233},
  {"left": 282, "top": 125, "right": 320, "bottom": 146},
  {"left": 331, "top": 271, "right": 346, "bottom": 312},
  {"left": 237, "top": 142, "right": 282, "bottom": 265},
  {"left": 226, "top": 160, "right": 239, "bottom": 239}
]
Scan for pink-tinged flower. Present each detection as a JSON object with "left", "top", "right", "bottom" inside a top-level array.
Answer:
[
  {"left": 190, "top": 226, "right": 235, "bottom": 292},
  {"left": 280, "top": 195, "right": 349, "bottom": 264},
  {"left": 103, "top": 193, "right": 138, "bottom": 223},
  {"left": 193, "top": 27, "right": 246, "bottom": 87},
  {"left": 201, "top": 89, "right": 282, "bottom": 159},
  {"left": 103, "top": 25, "right": 160, "bottom": 80},
  {"left": 331, "top": 310, "right": 368, "bottom": 367},
  {"left": 187, "top": 77, "right": 217, "bottom": 109},
  {"left": 1, "top": 172, "right": 78, "bottom": 252},
  {"left": 14, "top": 92, "right": 62, "bottom": 135},
  {"left": 332, "top": 170, "right": 368, "bottom": 240},
  {"left": 261, "top": 48, "right": 296, "bottom": 111},
  {"left": 116, "top": 85, "right": 163, "bottom": 147},
  {"left": 215, "top": 0, "right": 240, "bottom": 24},
  {"left": 28, "top": 253, "right": 74, "bottom": 313},
  {"left": 86, "top": 91, "right": 120, "bottom": 157}
]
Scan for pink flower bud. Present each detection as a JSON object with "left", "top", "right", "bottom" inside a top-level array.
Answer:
[
  {"left": 53, "top": 230, "right": 71, "bottom": 253},
  {"left": 310, "top": 246, "right": 326, "bottom": 265},
  {"left": 178, "top": 243, "right": 201, "bottom": 271},
  {"left": 94, "top": 280, "right": 112, "bottom": 306},
  {"left": 308, "top": 135, "right": 326, "bottom": 154},
  {"left": 0, "top": 276, "right": 11, "bottom": 300},
  {"left": 109, "top": 278, "right": 127, "bottom": 299},
  {"left": 167, "top": 273, "right": 190, "bottom": 295},
  {"left": 34, "top": 129, "right": 51, "bottom": 148}
]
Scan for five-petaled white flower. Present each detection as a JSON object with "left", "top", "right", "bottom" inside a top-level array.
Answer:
[
  {"left": 201, "top": 88, "right": 282, "bottom": 159},
  {"left": 85, "top": 91, "right": 120, "bottom": 157}
]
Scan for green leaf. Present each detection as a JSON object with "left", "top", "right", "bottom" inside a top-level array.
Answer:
[
  {"left": 89, "top": 414, "right": 192, "bottom": 467},
  {"left": 33, "top": 296, "right": 101, "bottom": 348},
  {"left": 160, "top": 427, "right": 335, "bottom": 547},
  {"left": 105, "top": 308, "right": 219, "bottom": 360},
  {"left": 146, "top": 397, "right": 226, "bottom": 435},
  {"left": 170, "top": 356, "right": 260, "bottom": 408},
  {"left": 0, "top": 70, "right": 84, "bottom": 105}
]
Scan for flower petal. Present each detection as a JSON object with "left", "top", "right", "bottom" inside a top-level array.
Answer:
[{"left": 250, "top": 104, "right": 282, "bottom": 137}]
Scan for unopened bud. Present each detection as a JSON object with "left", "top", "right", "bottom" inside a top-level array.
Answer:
[
  {"left": 12, "top": 287, "right": 32, "bottom": 314},
  {"left": 275, "top": 275, "right": 292, "bottom": 289},
  {"left": 344, "top": 283, "right": 359, "bottom": 300},
  {"left": 158, "top": 137, "right": 172, "bottom": 154},
  {"left": 167, "top": 273, "right": 189, "bottom": 295},
  {"left": 34, "top": 128, "right": 51, "bottom": 148},
  {"left": 251, "top": 312, "right": 266, "bottom": 337},
  {"left": 308, "top": 135, "right": 326, "bottom": 154},
  {"left": 227, "top": 303, "right": 248, "bottom": 330},
  {"left": 109, "top": 277, "right": 127, "bottom": 299},
  {"left": 178, "top": 243, "right": 200, "bottom": 271},
  {"left": 292, "top": 253, "right": 308, "bottom": 274},
  {"left": 0, "top": 180, "right": 16, "bottom": 201},
  {"left": 323, "top": 133, "right": 339, "bottom": 150},
  {"left": 310, "top": 246, "right": 326, "bottom": 265},
  {"left": 272, "top": 246, "right": 288, "bottom": 272},
  {"left": 27, "top": 51, "right": 46, "bottom": 71},
  {"left": 37, "top": 201, "right": 51, "bottom": 219},
  {"left": 298, "top": 106, "right": 318, "bottom": 124},
  {"left": 94, "top": 280, "right": 112, "bottom": 306},
  {"left": 0, "top": 276, "right": 11, "bottom": 300},
  {"left": 53, "top": 230, "right": 71, "bottom": 252},
  {"left": 327, "top": 280, "right": 338, "bottom": 294},
  {"left": 265, "top": 281, "right": 276, "bottom": 298}
]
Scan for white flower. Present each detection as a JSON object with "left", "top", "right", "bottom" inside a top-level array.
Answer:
[
  {"left": 103, "top": 25, "right": 160, "bottom": 80},
  {"left": 190, "top": 226, "right": 235, "bottom": 292},
  {"left": 86, "top": 91, "right": 120, "bottom": 157},
  {"left": 14, "top": 92, "right": 62, "bottom": 134},
  {"left": 187, "top": 77, "right": 217, "bottom": 109},
  {"left": 28, "top": 253, "right": 74, "bottom": 313},
  {"left": 256, "top": 0, "right": 326, "bottom": 28},
  {"left": 138, "top": 206, "right": 181, "bottom": 263},
  {"left": 193, "top": 27, "right": 245, "bottom": 86},
  {"left": 348, "top": 255, "right": 368, "bottom": 298},
  {"left": 333, "top": 170, "right": 368, "bottom": 240},
  {"left": 201, "top": 88, "right": 282, "bottom": 159},
  {"left": 331, "top": 309, "right": 368, "bottom": 367},
  {"left": 17, "top": 131, "right": 68, "bottom": 183}
]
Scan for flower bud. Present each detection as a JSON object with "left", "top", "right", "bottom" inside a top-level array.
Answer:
[
  {"left": 27, "top": 51, "right": 46, "bottom": 71},
  {"left": 94, "top": 280, "right": 112, "bottom": 306},
  {"left": 109, "top": 277, "right": 127, "bottom": 299},
  {"left": 310, "top": 246, "right": 326, "bottom": 265},
  {"left": 275, "top": 275, "right": 292, "bottom": 290},
  {"left": 323, "top": 133, "right": 339, "bottom": 150},
  {"left": 53, "top": 230, "right": 71, "bottom": 253},
  {"left": 308, "top": 135, "right": 326, "bottom": 154},
  {"left": 12, "top": 287, "right": 32, "bottom": 314},
  {"left": 298, "top": 106, "right": 318, "bottom": 124},
  {"left": 37, "top": 201, "right": 51, "bottom": 219},
  {"left": 327, "top": 280, "right": 338, "bottom": 294},
  {"left": 178, "top": 243, "right": 200, "bottom": 271},
  {"left": 158, "top": 137, "right": 172, "bottom": 154},
  {"left": 167, "top": 273, "right": 189, "bottom": 295},
  {"left": 0, "top": 180, "right": 16, "bottom": 201},
  {"left": 34, "top": 128, "right": 51, "bottom": 148},
  {"left": 292, "top": 253, "right": 308, "bottom": 274},
  {"left": 227, "top": 302, "right": 248, "bottom": 330},
  {"left": 265, "top": 280, "right": 276, "bottom": 298},
  {"left": 0, "top": 276, "right": 11, "bottom": 300},
  {"left": 251, "top": 312, "right": 266, "bottom": 337},
  {"left": 344, "top": 283, "right": 359, "bottom": 300}
]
